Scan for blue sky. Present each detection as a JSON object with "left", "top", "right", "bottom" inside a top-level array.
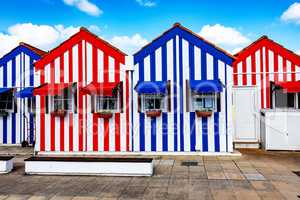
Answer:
[{"left": 0, "top": 0, "right": 299, "bottom": 56}]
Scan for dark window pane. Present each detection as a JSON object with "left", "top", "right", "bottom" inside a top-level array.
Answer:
[
  {"left": 275, "top": 89, "right": 295, "bottom": 108},
  {"left": 287, "top": 93, "right": 295, "bottom": 108}
]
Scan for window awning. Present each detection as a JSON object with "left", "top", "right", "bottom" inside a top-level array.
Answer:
[
  {"left": 190, "top": 80, "right": 223, "bottom": 93},
  {"left": 0, "top": 88, "right": 13, "bottom": 95},
  {"left": 15, "top": 87, "right": 34, "bottom": 98},
  {"left": 275, "top": 81, "right": 300, "bottom": 93},
  {"left": 135, "top": 81, "right": 167, "bottom": 94},
  {"left": 81, "top": 82, "right": 120, "bottom": 96},
  {"left": 34, "top": 83, "right": 72, "bottom": 96}
]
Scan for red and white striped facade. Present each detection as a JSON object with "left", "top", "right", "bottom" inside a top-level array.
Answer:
[
  {"left": 34, "top": 28, "right": 130, "bottom": 153},
  {"left": 233, "top": 36, "right": 300, "bottom": 109}
]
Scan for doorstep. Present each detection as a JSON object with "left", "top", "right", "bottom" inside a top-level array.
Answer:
[{"left": 0, "top": 156, "right": 14, "bottom": 174}]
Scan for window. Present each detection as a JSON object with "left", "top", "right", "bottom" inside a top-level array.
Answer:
[
  {"left": 192, "top": 93, "right": 217, "bottom": 112},
  {"left": 27, "top": 97, "right": 36, "bottom": 113},
  {"left": 273, "top": 89, "right": 296, "bottom": 109},
  {"left": 142, "top": 94, "right": 165, "bottom": 112},
  {"left": 96, "top": 96, "right": 118, "bottom": 112},
  {"left": 52, "top": 89, "right": 72, "bottom": 112},
  {"left": 0, "top": 92, "right": 14, "bottom": 111}
]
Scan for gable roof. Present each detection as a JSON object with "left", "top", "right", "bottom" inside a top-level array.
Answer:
[
  {"left": 234, "top": 36, "right": 300, "bottom": 65},
  {"left": 35, "top": 27, "right": 127, "bottom": 70},
  {"left": 0, "top": 42, "right": 46, "bottom": 66},
  {"left": 134, "top": 23, "right": 235, "bottom": 65}
]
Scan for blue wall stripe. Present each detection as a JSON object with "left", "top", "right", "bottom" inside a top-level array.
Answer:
[
  {"left": 161, "top": 44, "right": 168, "bottom": 151},
  {"left": 138, "top": 60, "right": 145, "bottom": 151},
  {"left": 179, "top": 37, "right": 184, "bottom": 152},
  {"left": 213, "top": 58, "right": 220, "bottom": 152},
  {"left": 0, "top": 46, "right": 41, "bottom": 66},
  {"left": 151, "top": 118, "right": 156, "bottom": 151},
  {"left": 214, "top": 112, "right": 220, "bottom": 152},
  {"left": 201, "top": 49, "right": 207, "bottom": 80},
  {"left": 173, "top": 38, "right": 178, "bottom": 151},
  {"left": 30, "top": 113, "right": 34, "bottom": 144},
  {"left": 150, "top": 52, "right": 156, "bottom": 151},
  {"left": 134, "top": 27, "right": 234, "bottom": 66},
  {"left": 12, "top": 58, "right": 16, "bottom": 86},
  {"left": 12, "top": 114, "right": 16, "bottom": 144},
  {"left": 225, "top": 64, "right": 228, "bottom": 152},
  {"left": 30, "top": 58, "right": 34, "bottom": 86},
  {"left": 3, "top": 117, "right": 7, "bottom": 144},
  {"left": 202, "top": 117, "right": 208, "bottom": 151},
  {"left": 189, "top": 43, "right": 196, "bottom": 152}
]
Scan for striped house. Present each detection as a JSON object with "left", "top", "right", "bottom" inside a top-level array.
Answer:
[
  {"left": 233, "top": 36, "right": 300, "bottom": 147},
  {"left": 0, "top": 43, "right": 46, "bottom": 145},
  {"left": 33, "top": 27, "right": 130, "bottom": 153},
  {"left": 132, "top": 23, "right": 235, "bottom": 153}
]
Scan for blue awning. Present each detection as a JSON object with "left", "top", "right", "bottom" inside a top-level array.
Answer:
[
  {"left": 0, "top": 88, "right": 13, "bottom": 95},
  {"left": 135, "top": 81, "right": 167, "bottom": 94},
  {"left": 190, "top": 80, "right": 223, "bottom": 93},
  {"left": 15, "top": 87, "right": 34, "bottom": 98}
]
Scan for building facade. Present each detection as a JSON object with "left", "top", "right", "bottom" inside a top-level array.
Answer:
[
  {"left": 233, "top": 36, "right": 300, "bottom": 148},
  {"left": 0, "top": 43, "right": 45, "bottom": 145},
  {"left": 132, "top": 24, "right": 235, "bottom": 152},
  {"left": 33, "top": 28, "right": 130, "bottom": 153}
]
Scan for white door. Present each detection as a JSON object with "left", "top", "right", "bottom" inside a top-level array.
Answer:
[{"left": 233, "top": 87, "right": 258, "bottom": 142}]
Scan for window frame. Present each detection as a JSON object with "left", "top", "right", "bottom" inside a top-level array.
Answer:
[
  {"left": 191, "top": 93, "right": 217, "bottom": 112},
  {"left": 51, "top": 88, "right": 73, "bottom": 113},
  {"left": 272, "top": 88, "right": 298, "bottom": 109},
  {"left": 141, "top": 94, "right": 166, "bottom": 112},
  {"left": 0, "top": 91, "right": 14, "bottom": 112},
  {"left": 95, "top": 95, "right": 119, "bottom": 113}
]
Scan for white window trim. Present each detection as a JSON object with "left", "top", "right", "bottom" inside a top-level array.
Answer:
[
  {"left": 141, "top": 94, "right": 166, "bottom": 113},
  {"left": 0, "top": 94, "right": 14, "bottom": 112},
  {"left": 95, "top": 95, "right": 120, "bottom": 113},
  {"left": 272, "top": 89, "right": 299, "bottom": 109},
  {"left": 51, "top": 90, "right": 73, "bottom": 113},
  {"left": 191, "top": 93, "right": 217, "bottom": 112}
]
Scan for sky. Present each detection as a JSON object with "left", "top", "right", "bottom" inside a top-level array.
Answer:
[{"left": 0, "top": 0, "right": 300, "bottom": 57}]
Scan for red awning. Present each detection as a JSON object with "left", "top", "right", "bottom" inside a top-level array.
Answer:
[
  {"left": 34, "top": 83, "right": 73, "bottom": 96},
  {"left": 275, "top": 81, "right": 300, "bottom": 93},
  {"left": 81, "top": 82, "right": 120, "bottom": 96}
]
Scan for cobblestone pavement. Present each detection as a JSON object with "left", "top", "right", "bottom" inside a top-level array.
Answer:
[{"left": 0, "top": 148, "right": 300, "bottom": 200}]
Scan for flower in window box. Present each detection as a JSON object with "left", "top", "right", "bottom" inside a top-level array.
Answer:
[
  {"left": 146, "top": 110, "right": 162, "bottom": 118},
  {"left": 51, "top": 109, "right": 67, "bottom": 117},
  {"left": 0, "top": 110, "right": 9, "bottom": 117},
  {"left": 95, "top": 111, "right": 113, "bottom": 119},
  {"left": 195, "top": 110, "right": 212, "bottom": 118}
]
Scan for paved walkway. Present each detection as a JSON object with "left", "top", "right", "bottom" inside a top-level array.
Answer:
[{"left": 0, "top": 148, "right": 300, "bottom": 199}]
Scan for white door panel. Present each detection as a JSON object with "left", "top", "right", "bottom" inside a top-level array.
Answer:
[{"left": 233, "top": 87, "right": 258, "bottom": 142}]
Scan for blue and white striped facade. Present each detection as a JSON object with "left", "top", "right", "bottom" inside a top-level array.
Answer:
[
  {"left": 132, "top": 24, "right": 234, "bottom": 152},
  {"left": 0, "top": 44, "right": 43, "bottom": 145}
]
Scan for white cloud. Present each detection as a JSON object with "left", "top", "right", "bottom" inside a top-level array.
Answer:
[
  {"left": 198, "top": 24, "right": 250, "bottom": 54},
  {"left": 296, "top": 49, "right": 300, "bottom": 55},
  {"left": 135, "top": 0, "right": 156, "bottom": 7},
  {"left": 110, "top": 34, "right": 148, "bottom": 54},
  {"left": 0, "top": 23, "right": 82, "bottom": 57},
  {"left": 281, "top": 2, "right": 300, "bottom": 24},
  {"left": 63, "top": 0, "right": 102, "bottom": 16}
]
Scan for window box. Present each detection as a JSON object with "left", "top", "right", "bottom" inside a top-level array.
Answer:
[
  {"left": 51, "top": 109, "right": 67, "bottom": 117},
  {"left": 146, "top": 110, "right": 162, "bottom": 118},
  {"left": 195, "top": 110, "right": 212, "bottom": 118},
  {"left": 0, "top": 110, "right": 9, "bottom": 117},
  {"left": 95, "top": 112, "right": 113, "bottom": 119}
]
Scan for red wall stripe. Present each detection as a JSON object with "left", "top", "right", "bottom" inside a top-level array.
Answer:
[
  {"left": 125, "top": 71, "right": 130, "bottom": 151},
  {"left": 233, "top": 63, "right": 238, "bottom": 86},
  {"left": 69, "top": 113, "right": 73, "bottom": 152},
  {"left": 104, "top": 119, "right": 109, "bottom": 151},
  {"left": 260, "top": 48, "right": 264, "bottom": 109},
  {"left": 69, "top": 49, "right": 73, "bottom": 82},
  {"left": 114, "top": 60, "right": 120, "bottom": 151},
  {"left": 60, "top": 116, "right": 64, "bottom": 151},
  {"left": 104, "top": 54, "right": 109, "bottom": 83},
  {"left": 40, "top": 68, "right": 45, "bottom": 151},
  {"left": 291, "top": 63, "right": 296, "bottom": 81},
  {"left": 92, "top": 45, "right": 98, "bottom": 151},
  {"left": 283, "top": 58, "right": 287, "bottom": 82},
  {"left": 84, "top": 41, "right": 88, "bottom": 152},
  {"left": 251, "top": 54, "right": 256, "bottom": 85},
  {"left": 265, "top": 48, "right": 270, "bottom": 108},
  {"left": 50, "top": 61, "right": 55, "bottom": 151},
  {"left": 78, "top": 42, "right": 84, "bottom": 151},
  {"left": 274, "top": 52, "right": 279, "bottom": 82},
  {"left": 242, "top": 60, "right": 247, "bottom": 85}
]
